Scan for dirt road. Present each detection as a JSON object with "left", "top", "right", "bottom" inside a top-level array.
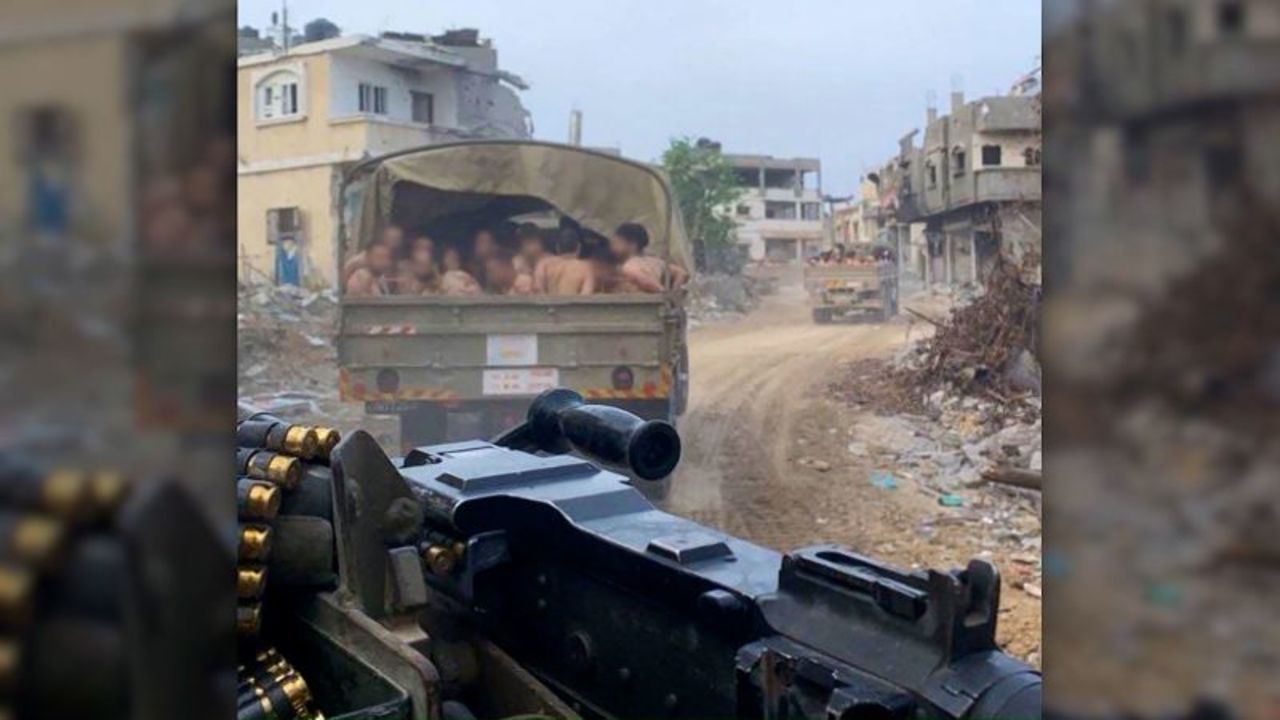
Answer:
[
  {"left": 665, "top": 279, "right": 1042, "bottom": 661},
  {"left": 669, "top": 281, "right": 904, "bottom": 536}
]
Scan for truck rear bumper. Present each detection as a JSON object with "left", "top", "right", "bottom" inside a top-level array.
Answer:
[{"left": 377, "top": 398, "right": 675, "bottom": 452}]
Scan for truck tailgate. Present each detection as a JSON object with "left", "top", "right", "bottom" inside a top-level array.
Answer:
[{"left": 337, "top": 296, "right": 675, "bottom": 402}]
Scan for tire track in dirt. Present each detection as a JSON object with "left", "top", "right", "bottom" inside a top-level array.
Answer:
[{"left": 666, "top": 283, "right": 903, "bottom": 540}]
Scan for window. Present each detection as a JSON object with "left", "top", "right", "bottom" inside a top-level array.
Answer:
[
  {"left": 927, "top": 162, "right": 938, "bottom": 188},
  {"left": 1166, "top": 8, "right": 1187, "bottom": 55},
  {"left": 15, "top": 105, "right": 79, "bottom": 163},
  {"left": 801, "top": 203, "right": 821, "bottom": 221},
  {"left": 764, "top": 201, "right": 797, "bottom": 220},
  {"left": 1024, "top": 147, "right": 1042, "bottom": 167},
  {"left": 267, "top": 207, "right": 302, "bottom": 243},
  {"left": 1123, "top": 126, "right": 1151, "bottom": 185},
  {"left": 1218, "top": 1, "right": 1244, "bottom": 36},
  {"left": 981, "top": 145, "right": 1003, "bottom": 167},
  {"left": 1204, "top": 141, "right": 1242, "bottom": 187},
  {"left": 411, "top": 91, "right": 434, "bottom": 124},
  {"left": 257, "top": 71, "right": 302, "bottom": 120},
  {"left": 358, "top": 83, "right": 388, "bottom": 115},
  {"left": 952, "top": 147, "right": 967, "bottom": 177},
  {"left": 735, "top": 204, "right": 751, "bottom": 217}
]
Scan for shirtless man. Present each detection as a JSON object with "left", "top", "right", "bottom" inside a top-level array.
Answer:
[
  {"left": 343, "top": 225, "right": 405, "bottom": 286},
  {"left": 531, "top": 228, "right": 563, "bottom": 293},
  {"left": 512, "top": 254, "right": 536, "bottom": 294},
  {"left": 467, "top": 227, "right": 500, "bottom": 286},
  {"left": 483, "top": 252, "right": 527, "bottom": 295},
  {"left": 394, "top": 236, "right": 439, "bottom": 294},
  {"left": 582, "top": 232, "right": 625, "bottom": 294},
  {"left": 345, "top": 242, "right": 394, "bottom": 296},
  {"left": 542, "top": 227, "right": 596, "bottom": 295},
  {"left": 439, "top": 246, "right": 483, "bottom": 296},
  {"left": 609, "top": 223, "right": 668, "bottom": 294}
]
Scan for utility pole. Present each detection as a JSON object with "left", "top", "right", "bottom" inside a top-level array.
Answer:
[{"left": 568, "top": 110, "right": 582, "bottom": 146}]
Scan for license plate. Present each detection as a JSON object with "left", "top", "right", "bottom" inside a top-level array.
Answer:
[
  {"left": 482, "top": 368, "right": 560, "bottom": 396},
  {"left": 365, "top": 401, "right": 417, "bottom": 414}
]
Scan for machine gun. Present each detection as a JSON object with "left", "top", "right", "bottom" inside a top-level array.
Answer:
[{"left": 241, "top": 389, "right": 1041, "bottom": 720}]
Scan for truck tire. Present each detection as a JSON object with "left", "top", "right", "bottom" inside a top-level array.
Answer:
[{"left": 812, "top": 307, "right": 832, "bottom": 324}]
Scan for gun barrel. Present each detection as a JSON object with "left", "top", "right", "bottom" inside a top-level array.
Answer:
[{"left": 526, "top": 388, "right": 681, "bottom": 480}]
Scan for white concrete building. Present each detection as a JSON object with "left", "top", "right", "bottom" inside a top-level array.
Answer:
[{"left": 724, "top": 154, "right": 825, "bottom": 264}]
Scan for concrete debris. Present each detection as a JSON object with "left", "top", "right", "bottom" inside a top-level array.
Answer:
[
  {"left": 237, "top": 282, "right": 370, "bottom": 436},
  {"left": 896, "top": 257, "right": 1041, "bottom": 420},
  {"left": 686, "top": 273, "right": 771, "bottom": 325}
]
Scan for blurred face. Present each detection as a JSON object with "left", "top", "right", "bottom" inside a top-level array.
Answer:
[
  {"left": 474, "top": 230, "right": 497, "bottom": 260},
  {"left": 410, "top": 244, "right": 435, "bottom": 274},
  {"left": 367, "top": 244, "right": 394, "bottom": 274},
  {"left": 519, "top": 234, "right": 545, "bottom": 261},
  {"left": 608, "top": 234, "right": 634, "bottom": 261},
  {"left": 485, "top": 256, "right": 516, "bottom": 288},
  {"left": 410, "top": 236, "right": 433, "bottom": 258},
  {"left": 442, "top": 247, "right": 462, "bottom": 272},
  {"left": 381, "top": 226, "right": 406, "bottom": 253}
]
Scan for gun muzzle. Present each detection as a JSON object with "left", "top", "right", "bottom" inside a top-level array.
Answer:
[{"left": 527, "top": 388, "right": 681, "bottom": 481}]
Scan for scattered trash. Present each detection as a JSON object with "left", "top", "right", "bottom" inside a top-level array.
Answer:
[
  {"left": 1144, "top": 581, "right": 1183, "bottom": 609},
  {"left": 869, "top": 471, "right": 898, "bottom": 490},
  {"left": 1019, "top": 582, "right": 1042, "bottom": 599},
  {"left": 938, "top": 493, "right": 965, "bottom": 507}
]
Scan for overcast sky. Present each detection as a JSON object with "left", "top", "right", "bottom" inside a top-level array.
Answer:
[{"left": 239, "top": 0, "right": 1041, "bottom": 197}]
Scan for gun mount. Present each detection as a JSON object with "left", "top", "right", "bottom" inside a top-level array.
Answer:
[{"left": 244, "top": 389, "right": 1040, "bottom": 720}]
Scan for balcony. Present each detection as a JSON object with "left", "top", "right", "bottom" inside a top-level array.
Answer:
[{"left": 973, "top": 168, "right": 1041, "bottom": 204}]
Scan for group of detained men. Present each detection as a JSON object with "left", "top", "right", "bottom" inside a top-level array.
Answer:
[{"left": 343, "top": 221, "right": 687, "bottom": 297}]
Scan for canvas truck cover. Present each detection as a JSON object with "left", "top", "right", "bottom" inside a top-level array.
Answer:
[{"left": 344, "top": 140, "right": 693, "bottom": 272}]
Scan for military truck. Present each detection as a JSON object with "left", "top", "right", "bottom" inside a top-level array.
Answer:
[
  {"left": 336, "top": 141, "right": 691, "bottom": 450},
  {"left": 804, "top": 261, "right": 899, "bottom": 323}
]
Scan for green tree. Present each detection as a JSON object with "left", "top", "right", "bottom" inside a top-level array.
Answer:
[{"left": 660, "top": 137, "right": 742, "bottom": 273}]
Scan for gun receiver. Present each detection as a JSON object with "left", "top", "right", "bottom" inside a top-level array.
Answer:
[{"left": 255, "top": 389, "right": 1040, "bottom": 720}]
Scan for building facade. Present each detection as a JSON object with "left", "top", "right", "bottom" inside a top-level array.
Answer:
[
  {"left": 872, "top": 87, "right": 1042, "bottom": 289},
  {"left": 831, "top": 176, "right": 889, "bottom": 249},
  {"left": 237, "top": 30, "right": 531, "bottom": 287},
  {"left": 723, "top": 154, "right": 824, "bottom": 264},
  {"left": 0, "top": 0, "right": 232, "bottom": 248}
]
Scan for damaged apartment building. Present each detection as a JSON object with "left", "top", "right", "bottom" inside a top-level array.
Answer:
[
  {"left": 236, "top": 27, "right": 531, "bottom": 287},
  {"left": 724, "top": 153, "right": 825, "bottom": 264},
  {"left": 1047, "top": 0, "right": 1280, "bottom": 291},
  {"left": 873, "top": 79, "right": 1042, "bottom": 289}
]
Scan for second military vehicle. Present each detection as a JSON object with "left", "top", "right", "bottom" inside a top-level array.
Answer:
[{"left": 804, "top": 260, "right": 899, "bottom": 323}]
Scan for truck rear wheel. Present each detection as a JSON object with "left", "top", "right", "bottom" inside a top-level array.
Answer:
[{"left": 812, "top": 307, "right": 833, "bottom": 324}]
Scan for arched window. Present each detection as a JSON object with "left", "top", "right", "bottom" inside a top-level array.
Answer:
[
  {"left": 256, "top": 69, "right": 303, "bottom": 121},
  {"left": 1024, "top": 146, "right": 1042, "bottom": 167}
]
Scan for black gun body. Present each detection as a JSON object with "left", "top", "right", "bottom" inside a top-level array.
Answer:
[{"left": 396, "top": 440, "right": 1039, "bottom": 719}]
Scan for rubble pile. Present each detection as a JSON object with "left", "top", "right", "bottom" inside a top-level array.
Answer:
[
  {"left": 237, "top": 284, "right": 340, "bottom": 414},
  {"left": 1119, "top": 203, "right": 1280, "bottom": 435},
  {"left": 686, "top": 273, "right": 765, "bottom": 324},
  {"left": 898, "top": 258, "right": 1041, "bottom": 419}
]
